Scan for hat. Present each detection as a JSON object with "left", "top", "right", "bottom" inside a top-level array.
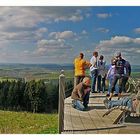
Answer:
[{"left": 82, "top": 77, "right": 91, "bottom": 86}]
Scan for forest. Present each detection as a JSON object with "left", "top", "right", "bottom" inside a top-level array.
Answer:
[{"left": 0, "top": 79, "right": 73, "bottom": 113}]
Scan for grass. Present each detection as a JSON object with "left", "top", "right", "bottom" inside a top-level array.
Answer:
[
  {"left": 0, "top": 110, "right": 58, "bottom": 134},
  {"left": 131, "top": 72, "right": 140, "bottom": 78},
  {"left": 0, "top": 77, "right": 17, "bottom": 82}
]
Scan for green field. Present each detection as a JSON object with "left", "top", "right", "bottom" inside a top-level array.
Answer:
[
  {"left": 131, "top": 72, "right": 140, "bottom": 78},
  {"left": 0, "top": 110, "right": 58, "bottom": 134}
]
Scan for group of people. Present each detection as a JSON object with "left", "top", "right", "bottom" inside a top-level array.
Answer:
[
  {"left": 71, "top": 51, "right": 140, "bottom": 115},
  {"left": 74, "top": 52, "right": 107, "bottom": 94}
]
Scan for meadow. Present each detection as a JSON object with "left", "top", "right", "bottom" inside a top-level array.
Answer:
[{"left": 0, "top": 110, "right": 58, "bottom": 134}]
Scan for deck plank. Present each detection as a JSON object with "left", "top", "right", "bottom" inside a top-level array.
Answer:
[{"left": 63, "top": 93, "right": 140, "bottom": 134}]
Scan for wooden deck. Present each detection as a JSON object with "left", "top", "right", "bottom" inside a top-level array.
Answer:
[{"left": 63, "top": 93, "right": 140, "bottom": 134}]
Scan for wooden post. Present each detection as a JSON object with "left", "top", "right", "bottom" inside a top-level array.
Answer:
[{"left": 58, "top": 70, "right": 65, "bottom": 134}]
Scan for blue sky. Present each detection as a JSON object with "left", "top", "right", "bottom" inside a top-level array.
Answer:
[{"left": 0, "top": 7, "right": 140, "bottom": 65}]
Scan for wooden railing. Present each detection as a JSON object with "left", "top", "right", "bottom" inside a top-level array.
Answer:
[{"left": 58, "top": 70, "right": 65, "bottom": 134}]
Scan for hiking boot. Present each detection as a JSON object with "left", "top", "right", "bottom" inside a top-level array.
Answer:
[{"left": 103, "top": 98, "right": 109, "bottom": 109}]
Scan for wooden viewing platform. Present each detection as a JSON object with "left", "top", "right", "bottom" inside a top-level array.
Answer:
[
  {"left": 58, "top": 71, "right": 140, "bottom": 134},
  {"left": 62, "top": 93, "right": 140, "bottom": 134}
]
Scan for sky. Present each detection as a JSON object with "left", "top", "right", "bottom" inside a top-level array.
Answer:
[{"left": 0, "top": 7, "right": 140, "bottom": 65}]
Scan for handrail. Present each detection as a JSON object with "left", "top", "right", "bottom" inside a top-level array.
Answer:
[{"left": 58, "top": 70, "right": 65, "bottom": 134}]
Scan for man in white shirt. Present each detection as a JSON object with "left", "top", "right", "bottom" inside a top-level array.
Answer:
[
  {"left": 90, "top": 51, "right": 98, "bottom": 93},
  {"left": 97, "top": 55, "right": 106, "bottom": 93}
]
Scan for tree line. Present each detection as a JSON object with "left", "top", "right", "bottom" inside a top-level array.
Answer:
[{"left": 0, "top": 79, "right": 73, "bottom": 113}]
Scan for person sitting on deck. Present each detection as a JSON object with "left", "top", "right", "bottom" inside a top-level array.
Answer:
[
  {"left": 103, "top": 93, "right": 140, "bottom": 115},
  {"left": 71, "top": 77, "right": 91, "bottom": 111}
]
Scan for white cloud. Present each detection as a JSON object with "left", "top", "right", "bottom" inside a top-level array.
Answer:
[
  {"left": 96, "top": 27, "right": 110, "bottom": 33},
  {"left": 85, "top": 13, "right": 91, "bottom": 18},
  {"left": 49, "top": 31, "right": 76, "bottom": 39},
  {"left": 35, "top": 39, "right": 72, "bottom": 56},
  {"left": 0, "top": 7, "right": 88, "bottom": 31},
  {"left": 35, "top": 27, "right": 48, "bottom": 38},
  {"left": 95, "top": 36, "right": 140, "bottom": 63},
  {"left": 97, "top": 36, "right": 137, "bottom": 48},
  {"left": 134, "top": 28, "right": 140, "bottom": 34},
  {"left": 0, "top": 31, "right": 34, "bottom": 41},
  {"left": 81, "top": 30, "right": 88, "bottom": 35},
  {"left": 0, "top": 27, "right": 48, "bottom": 41},
  {"left": 96, "top": 13, "right": 112, "bottom": 19}
]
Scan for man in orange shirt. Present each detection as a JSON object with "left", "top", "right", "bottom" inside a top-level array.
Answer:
[{"left": 74, "top": 53, "right": 91, "bottom": 87}]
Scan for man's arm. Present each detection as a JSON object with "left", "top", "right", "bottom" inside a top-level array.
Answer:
[
  {"left": 77, "top": 89, "right": 84, "bottom": 101},
  {"left": 85, "top": 61, "right": 92, "bottom": 68},
  {"left": 106, "top": 67, "right": 111, "bottom": 79}
]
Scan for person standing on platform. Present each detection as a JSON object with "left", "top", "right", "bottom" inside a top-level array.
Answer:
[
  {"left": 74, "top": 52, "right": 91, "bottom": 87},
  {"left": 90, "top": 51, "right": 98, "bottom": 93},
  {"left": 109, "top": 52, "right": 126, "bottom": 100},
  {"left": 97, "top": 55, "right": 106, "bottom": 93},
  {"left": 106, "top": 58, "right": 119, "bottom": 96}
]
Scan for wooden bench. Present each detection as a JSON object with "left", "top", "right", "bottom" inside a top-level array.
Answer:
[{"left": 103, "top": 106, "right": 140, "bottom": 124}]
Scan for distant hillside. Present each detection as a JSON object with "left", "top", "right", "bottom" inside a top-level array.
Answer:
[
  {"left": 131, "top": 65, "right": 140, "bottom": 72},
  {"left": 0, "top": 63, "right": 140, "bottom": 72},
  {"left": 0, "top": 63, "right": 74, "bottom": 71}
]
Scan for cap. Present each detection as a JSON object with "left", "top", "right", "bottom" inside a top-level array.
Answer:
[{"left": 82, "top": 77, "right": 91, "bottom": 86}]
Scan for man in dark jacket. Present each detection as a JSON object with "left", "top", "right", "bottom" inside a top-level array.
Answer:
[
  {"left": 109, "top": 52, "right": 126, "bottom": 100},
  {"left": 71, "top": 77, "right": 91, "bottom": 111}
]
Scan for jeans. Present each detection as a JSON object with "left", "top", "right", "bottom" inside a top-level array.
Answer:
[
  {"left": 111, "top": 74, "right": 125, "bottom": 93},
  {"left": 74, "top": 76, "right": 85, "bottom": 88},
  {"left": 108, "top": 78, "right": 119, "bottom": 95},
  {"left": 72, "top": 92, "right": 90, "bottom": 111},
  {"left": 90, "top": 69, "right": 98, "bottom": 92},
  {"left": 97, "top": 75, "right": 106, "bottom": 93},
  {"left": 108, "top": 97, "right": 132, "bottom": 109}
]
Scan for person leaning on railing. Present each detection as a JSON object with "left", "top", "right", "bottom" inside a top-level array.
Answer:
[
  {"left": 74, "top": 52, "right": 91, "bottom": 87},
  {"left": 71, "top": 77, "right": 91, "bottom": 111},
  {"left": 109, "top": 52, "right": 126, "bottom": 100}
]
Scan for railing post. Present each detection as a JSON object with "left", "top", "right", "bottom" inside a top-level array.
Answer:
[{"left": 58, "top": 70, "right": 65, "bottom": 134}]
